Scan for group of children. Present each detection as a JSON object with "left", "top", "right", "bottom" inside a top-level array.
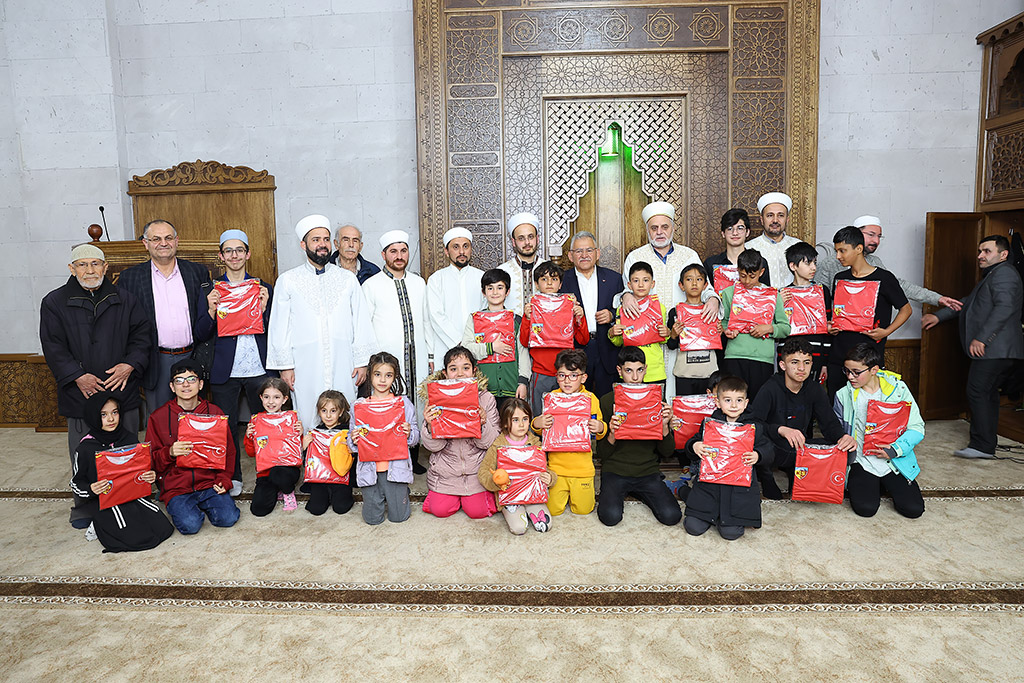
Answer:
[{"left": 70, "top": 226, "right": 927, "bottom": 551}]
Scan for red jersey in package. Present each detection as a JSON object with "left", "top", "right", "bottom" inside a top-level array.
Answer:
[
  {"left": 214, "top": 279, "right": 263, "bottom": 337},
  {"left": 95, "top": 442, "right": 153, "bottom": 509},
  {"left": 472, "top": 310, "right": 516, "bottom": 363},
  {"left": 177, "top": 413, "right": 229, "bottom": 470},
  {"left": 783, "top": 285, "right": 828, "bottom": 336},
  {"left": 863, "top": 400, "right": 911, "bottom": 454},
  {"left": 672, "top": 394, "right": 718, "bottom": 448},
  {"left": 698, "top": 418, "right": 755, "bottom": 487},
  {"left": 832, "top": 279, "right": 880, "bottom": 332},
  {"left": 527, "top": 294, "right": 574, "bottom": 348},
  {"left": 712, "top": 264, "right": 739, "bottom": 295},
  {"left": 792, "top": 444, "right": 847, "bottom": 504},
  {"left": 675, "top": 303, "right": 723, "bottom": 351},
  {"left": 251, "top": 411, "right": 303, "bottom": 472},
  {"left": 496, "top": 446, "right": 549, "bottom": 506},
  {"left": 303, "top": 428, "right": 350, "bottom": 485},
  {"left": 352, "top": 397, "right": 408, "bottom": 462},
  {"left": 427, "top": 378, "right": 482, "bottom": 439},
  {"left": 620, "top": 295, "right": 665, "bottom": 347},
  {"left": 726, "top": 284, "right": 778, "bottom": 335},
  {"left": 612, "top": 383, "right": 664, "bottom": 440},
  {"left": 542, "top": 392, "right": 592, "bottom": 452}
]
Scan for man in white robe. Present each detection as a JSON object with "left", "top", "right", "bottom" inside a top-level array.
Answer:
[
  {"left": 745, "top": 192, "right": 802, "bottom": 289},
  {"left": 425, "top": 227, "right": 484, "bottom": 364},
  {"left": 267, "top": 215, "right": 377, "bottom": 428},
  {"left": 498, "top": 212, "right": 548, "bottom": 316},
  {"left": 621, "top": 201, "right": 720, "bottom": 399}
]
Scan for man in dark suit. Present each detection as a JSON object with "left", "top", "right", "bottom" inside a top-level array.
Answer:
[
  {"left": 117, "top": 219, "right": 213, "bottom": 414},
  {"left": 923, "top": 234, "right": 1024, "bottom": 459},
  {"left": 560, "top": 231, "right": 623, "bottom": 397}
]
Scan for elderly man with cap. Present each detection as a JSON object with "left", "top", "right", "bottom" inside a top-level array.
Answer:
[
  {"left": 745, "top": 192, "right": 803, "bottom": 289},
  {"left": 117, "top": 219, "right": 213, "bottom": 413},
  {"left": 329, "top": 223, "right": 381, "bottom": 284},
  {"left": 193, "top": 229, "right": 274, "bottom": 495},
  {"left": 813, "top": 215, "right": 963, "bottom": 311},
  {"left": 498, "top": 212, "right": 548, "bottom": 316},
  {"left": 266, "top": 215, "right": 377, "bottom": 428},
  {"left": 40, "top": 243, "right": 151, "bottom": 528},
  {"left": 426, "top": 227, "right": 484, "bottom": 364}
]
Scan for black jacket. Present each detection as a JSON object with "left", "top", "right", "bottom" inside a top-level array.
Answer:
[
  {"left": 935, "top": 260, "right": 1024, "bottom": 359},
  {"left": 749, "top": 373, "right": 846, "bottom": 465},
  {"left": 193, "top": 273, "right": 274, "bottom": 385},
  {"left": 559, "top": 265, "right": 624, "bottom": 375},
  {"left": 39, "top": 277, "right": 151, "bottom": 417}
]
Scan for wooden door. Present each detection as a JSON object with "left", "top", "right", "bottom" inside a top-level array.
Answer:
[{"left": 919, "top": 212, "right": 986, "bottom": 420}]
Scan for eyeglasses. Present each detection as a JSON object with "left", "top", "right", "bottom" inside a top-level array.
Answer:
[
  {"left": 861, "top": 231, "right": 884, "bottom": 240},
  {"left": 572, "top": 248, "right": 597, "bottom": 255},
  {"left": 556, "top": 372, "right": 582, "bottom": 381},
  {"left": 842, "top": 367, "right": 870, "bottom": 378},
  {"left": 173, "top": 376, "right": 200, "bottom": 385},
  {"left": 221, "top": 247, "right": 247, "bottom": 256},
  {"left": 724, "top": 225, "right": 747, "bottom": 233}
]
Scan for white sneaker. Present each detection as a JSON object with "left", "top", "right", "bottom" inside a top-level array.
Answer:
[
  {"left": 230, "top": 479, "right": 243, "bottom": 497},
  {"left": 84, "top": 522, "right": 97, "bottom": 542}
]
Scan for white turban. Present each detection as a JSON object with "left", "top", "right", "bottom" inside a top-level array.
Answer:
[
  {"left": 379, "top": 230, "right": 410, "bottom": 250},
  {"left": 442, "top": 227, "right": 473, "bottom": 246},
  {"left": 506, "top": 212, "right": 540, "bottom": 236},
  {"left": 70, "top": 243, "right": 105, "bottom": 263},
  {"left": 295, "top": 214, "right": 331, "bottom": 242},
  {"left": 641, "top": 201, "right": 675, "bottom": 224},
  {"left": 756, "top": 192, "right": 792, "bottom": 213},
  {"left": 853, "top": 215, "right": 882, "bottom": 229}
]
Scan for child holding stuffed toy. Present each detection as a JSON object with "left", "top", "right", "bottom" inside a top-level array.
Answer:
[
  {"left": 299, "top": 390, "right": 354, "bottom": 516},
  {"left": 244, "top": 377, "right": 303, "bottom": 516}
]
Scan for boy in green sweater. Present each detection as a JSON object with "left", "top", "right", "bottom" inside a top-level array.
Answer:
[
  {"left": 720, "top": 248, "right": 791, "bottom": 400},
  {"left": 596, "top": 346, "right": 681, "bottom": 527}
]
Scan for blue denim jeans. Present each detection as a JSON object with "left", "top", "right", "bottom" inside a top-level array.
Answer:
[{"left": 166, "top": 488, "right": 240, "bottom": 535}]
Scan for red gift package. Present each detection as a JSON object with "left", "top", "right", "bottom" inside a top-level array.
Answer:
[
  {"left": 726, "top": 284, "right": 778, "bottom": 335},
  {"left": 473, "top": 310, "right": 516, "bottom": 363},
  {"left": 528, "top": 294, "right": 574, "bottom": 348},
  {"left": 251, "top": 411, "right": 303, "bottom": 472},
  {"left": 792, "top": 444, "right": 847, "bottom": 504},
  {"left": 672, "top": 394, "right": 718, "bottom": 448},
  {"left": 832, "top": 279, "right": 880, "bottom": 333},
  {"left": 352, "top": 397, "right": 408, "bottom": 462},
  {"left": 863, "top": 400, "right": 911, "bottom": 454},
  {"left": 675, "top": 303, "right": 723, "bottom": 351},
  {"left": 215, "top": 279, "right": 263, "bottom": 337},
  {"left": 783, "top": 285, "right": 828, "bottom": 336},
  {"left": 177, "top": 413, "right": 229, "bottom": 470},
  {"left": 698, "top": 418, "right": 755, "bottom": 487},
  {"left": 712, "top": 264, "right": 739, "bottom": 295},
  {"left": 612, "top": 383, "right": 664, "bottom": 440},
  {"left": 427, "top": 378, "right": 482, "bottom": 439},
  {"left": 303, "top": 428, "right": 350, "bottom": 485},
  {"left": 620, "top": 295, "right": 665, "bottom": 347},
  {"left": 496, "top": 445, "right": 549, "bottom": 506},
  {"left": 542, "top": 392, "right": 592, "bottom": 452},
  {"left": 95, "top": 442, "right": 153, "bottom": 509}
]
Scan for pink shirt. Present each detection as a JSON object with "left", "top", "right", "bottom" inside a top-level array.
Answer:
[{"left": 151, "top": 260, "right": 193, "bottom": 348}]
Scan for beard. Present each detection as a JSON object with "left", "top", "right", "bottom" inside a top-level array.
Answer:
[
  {"left": 75, "top": 275, "right": 103, "bottom": 291},
  {"left": 306, "top": 246, "right": 330, "bottom": 266},
  {"left": 764, "top": 222, "right": 785, "bottom": 238},
  {"left": 649, "top": 234, "right": 672, "bottom": 249},
  {"left": 514, "top": 242, "right": 537, "bottom": 258},
  {"left": 452, "top": 254, "right": 470, "bottom": 268}
]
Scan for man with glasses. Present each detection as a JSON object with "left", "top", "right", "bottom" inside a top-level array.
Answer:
[
  {"left": 193, "top": 230, "right": 274, "bottom": 496},
  {"left": 704, "top": 208, "right": 771, "bottom": 288},
  {"left": 118, "top": 219, "right": 213, "bottom": 414},
  {"left": 498, "top": 212, "right": 548, "bottom": 316},
  {"left": 329, "top": 223, "right": 380, "bottom": 284},
  {"left": 40, "top": 243, "right": 151, "bottom": 529},
  {"left": 559, "top": 231, "right": 623, "bottom": 397}
]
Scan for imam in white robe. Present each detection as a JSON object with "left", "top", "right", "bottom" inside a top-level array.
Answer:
[
  {"left": 497, "top": 257, "right": 547, "bottom": 317},
  {"left": 425, "top": 263, "right": 485, "bottom": 362},
  {"left": 746, "top": 233, "right": 802, "bottom": 289}
]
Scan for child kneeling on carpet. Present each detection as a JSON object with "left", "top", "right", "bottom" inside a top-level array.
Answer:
[
  {"left": 299, "top": 390, "right": 354, "bottom": 516},
  {"left": 349, "top": 352, "right": 418, "bottom": 525},
  {"left": 478, "top": 397, "right": 555, "bottom": 534},
  {"left": 834, "top": 342, "right": 925, "bottom": 519},
  {"left": 421, "top": 346, "right": 501, "bottom": 519},
  {"left": 597, "top": 347, "right": 681, "bottom": 527},
  {"left": 683, "top": 375, "right": 773, "bottom": 541},
  {"left": 244, "top": 377, "right": 303, "bottom": 515}
]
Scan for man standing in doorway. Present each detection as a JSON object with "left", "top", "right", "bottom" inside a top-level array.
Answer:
[
  {"left": 426, "top": 227, "right": 484, "bottom": 364},
  {"left": 746, "top": 192, "right": 802, "bottom": 289},
  {"left": 498, "top": 212, "right": 546, "bottom": 316},
  {"left": 329, "top": 223, "right": 381, "bottom": 284}
]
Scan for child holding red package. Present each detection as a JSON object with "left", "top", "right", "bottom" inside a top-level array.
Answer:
[
  {"left": 299, "top": 389, "right": 354, "bottom": 516},
  {"left": 609, "top": 261, "right": 671, "bottom": 387},
  {"left": 421, "top": 346, "right": 501, "bottom": 519},
  {"left": 666, "top": 263, "right": 720, "bottom": 396},
  {"left": 244, "top": 377, "right": 303, "bottom": 516}
]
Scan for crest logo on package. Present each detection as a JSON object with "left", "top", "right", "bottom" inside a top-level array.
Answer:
[{"left": 794, "top": 467, "right": 808, "bottom": 479}]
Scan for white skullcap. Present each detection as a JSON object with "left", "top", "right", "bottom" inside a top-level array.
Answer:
[
  {"left": 379, "top": 230, "right": 410, "bottom": 250},
  {"left": 70, "top": 243, "right": 105, "bottom": 263},
  {"left": 757, "top": 192, "right": 792, "bottom": 213},
  {"left": 295, "top": 214, "right": 331, "bottom": 242},
  {"left": 219, "top": 229, "right": 248, "bottom": 246},
  {"left": 641, "top": 201, "right": 675, "bottom": 224},
  {"left": 853, "top": 215, "right": 882, "bottom": 228},
  {"left": 442, "top": 227, "right": 473, "bottom": 246},
  {"left": 506, "top": 212, "right": 540, "bottom": 236}
]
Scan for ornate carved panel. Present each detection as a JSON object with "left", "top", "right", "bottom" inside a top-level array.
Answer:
[
  {"left": 984, "top": 122, "right": 1024, "bottom": 202},
  {"left": 978, "top": 14, "right": 1024, "bottom": 211}
]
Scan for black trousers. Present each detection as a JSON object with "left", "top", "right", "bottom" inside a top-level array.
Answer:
[
  {"left": 250, "top": 466, "right": 301, "bottom": 517},
  {"left": 597, "top": 471, "right": 682, "bottom": 527},
  {"left": 306, "top": 483, "right": 354, "bottom": 516},
  {"left": 846, "top": 462, "right": 924, "bottom": 519},
  {"left": 584, "top": 337, "right": 615, "bottom": 399},
  {"left": 211, "top": 374, "right": 270, "bottom": 481},
  {"left": 722, "top": 358, "right": 774, "bottom": 400},
  {"left": 966, "top": 358, "right": 1014, "bottom": 454},
  {"left": 675, "top": 376, "right": 710, "bottom": 397}
]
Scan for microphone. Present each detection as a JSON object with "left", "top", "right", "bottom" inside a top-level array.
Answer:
[{"left": 98, "top": 206, "right": 109, "bottom": 241}]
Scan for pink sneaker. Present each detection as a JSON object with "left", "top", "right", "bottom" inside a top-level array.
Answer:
[{"left": 282, "top": 492, "right": 298, "bottom": 512}]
